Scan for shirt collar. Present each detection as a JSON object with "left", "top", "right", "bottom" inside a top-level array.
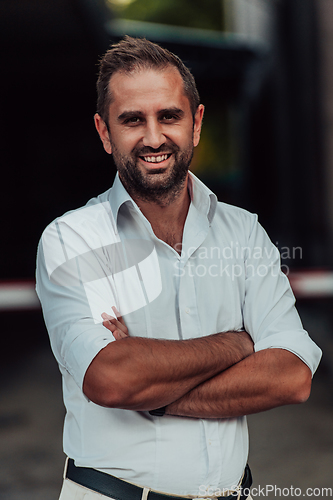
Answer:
[
  {"left": 187, "top": 171, "right": 217, "bottom": 225},
  {"left": 108, "top": 171, "right": 217, "bottom": 226},
  {"left": 108, "top": 172, "right": 136, "bottom": 223}
]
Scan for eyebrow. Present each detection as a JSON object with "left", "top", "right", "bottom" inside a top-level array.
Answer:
[
  {"left": 117, "top": 107, "right": 185, "bottom": 122},
  {"left": 159, "top": 107, "right": 185, "bottom": 117},
  {"left": 117, "top": 110, "right": 144, "bottom": 122}
]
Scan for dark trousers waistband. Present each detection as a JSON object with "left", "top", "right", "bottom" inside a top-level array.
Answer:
[{"left": 65, "top": 458, "right": 252, "bottom": 500}]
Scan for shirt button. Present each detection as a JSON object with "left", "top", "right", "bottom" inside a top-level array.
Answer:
[{"left": 185, "top": 308, "right": 190, "bottom": 314}]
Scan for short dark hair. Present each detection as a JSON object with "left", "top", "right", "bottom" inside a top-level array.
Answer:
[{"left": 96, "top": 36, "right": 200, "bottom": 124}]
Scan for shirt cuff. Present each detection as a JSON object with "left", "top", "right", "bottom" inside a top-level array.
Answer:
[
  {"left": 254, "top": 330, "right": 322, "bottom": 376},
  {"left": 62, "top": 323, "right": 115, "bottom": 389}
]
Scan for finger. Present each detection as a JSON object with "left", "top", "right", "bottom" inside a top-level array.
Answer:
[
  {"left": 112, "top": 329, "right": 122, "bottom": 341},
  {"left": 114, "top": 329, "right": 128, "bottom": 340},
  {"left": 101, "top": 312, "right": 116, "bottom": 321},
  {"left": 108, "top": 327, "right": 129, "bottom": 341},
  {"left": 102, "top": 319, "right": 117, "bottom": 332},
  {"left": 107, "top": 309, "right": 128, "bottom": 335},
  {"left": 102, "top": 319, "right": 129, "bottom": 344},
  {"left": 102, "top": 321, "right": 125, "bottom": 340},
  {"left": 112, "top": 306, "right": 127, "bottom": 328},
  {"left": 101, "top": 312, "right": 125, "bottom": 332},
  {"left": 101, "top": 311, "right": 127, "bottom": 333},
  {"left": 109, "top": 318, "right": 128, "bottom": 335}
]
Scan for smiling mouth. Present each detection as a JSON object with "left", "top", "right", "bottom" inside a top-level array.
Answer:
[{"left": 139, "top": 154, "right": 172, "bottom": 164}]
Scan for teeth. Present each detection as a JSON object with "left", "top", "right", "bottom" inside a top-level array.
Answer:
[{"left": 143, "top": 154, "right": 168, "bottom": 163}]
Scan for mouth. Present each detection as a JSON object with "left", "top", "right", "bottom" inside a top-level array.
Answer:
[{"left": 139, "top": 153, "right": 172, "bottom": 165}]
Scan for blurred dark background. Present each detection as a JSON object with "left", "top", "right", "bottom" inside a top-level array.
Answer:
[
  {"left": 0, "top": 0, "right": 333, "bottom": 498},
  {"left": 1, "top": 0, "right": 331, "bottom": 281}
]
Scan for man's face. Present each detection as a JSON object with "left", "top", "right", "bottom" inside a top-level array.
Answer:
[{"left": 95, "top": 66, "right": 204, "bottom": 203}]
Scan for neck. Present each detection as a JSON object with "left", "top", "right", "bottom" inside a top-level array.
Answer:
[
  {"left": 128, "top": 177, "right": 191, "bottom": 253},
  {"left": 134, "top": 180, "right": 190, "bottom": 228}
]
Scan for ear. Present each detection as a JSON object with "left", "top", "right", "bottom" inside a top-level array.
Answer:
[
  {"left": 94, "top": 113, "right": 112, "bottom": 154},
  {"left": 193, "top": 104, "right": 204, "bottom": 147}
]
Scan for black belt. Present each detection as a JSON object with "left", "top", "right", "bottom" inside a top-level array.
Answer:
[{"left": 66, "top": 458, "right": 252, "bottom": 500}]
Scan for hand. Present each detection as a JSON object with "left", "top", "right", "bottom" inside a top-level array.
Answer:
[{"left": 101, "top": 307, "right": 129, "bottom": 340}]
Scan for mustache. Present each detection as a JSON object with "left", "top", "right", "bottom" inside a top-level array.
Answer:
[{"left": 132, "top": 143, "right": 180, "bottom": 156}]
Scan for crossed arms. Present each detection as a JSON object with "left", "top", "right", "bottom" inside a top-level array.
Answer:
[{"left": 83, "top": 311, "right": 312, "bottom": 419}]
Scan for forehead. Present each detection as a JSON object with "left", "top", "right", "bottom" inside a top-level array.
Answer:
[{"left": 108, "top": 66, "right": 190, "bottom": 115}]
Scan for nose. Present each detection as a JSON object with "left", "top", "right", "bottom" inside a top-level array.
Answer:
[{"left": 142, "top": 119, "right": 165, "bottom": 149}]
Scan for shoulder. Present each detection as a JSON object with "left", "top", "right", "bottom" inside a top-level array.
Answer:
[
  {"left": 41, "top": 187, "right": 114, "bottom": 238},
  {"left": 38, "top": 187, "right": 119, "bottom": 270},
  {"left": 58, "top": 187, "right": 112, "bottom": 224},
  {"left": 214, "top": 201, "right": 258, "bottom": 233}
]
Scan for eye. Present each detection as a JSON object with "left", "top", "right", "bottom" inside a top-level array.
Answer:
[
  {"left": 124, "top": 116, "right": 143, "bottom": 125},
  {"left": 161, "top": 113, "right": 179, "bottom": 122}
]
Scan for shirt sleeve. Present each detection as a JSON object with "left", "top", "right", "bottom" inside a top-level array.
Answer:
[
  {"left": 35, "top": 219, "right": 117, "bottom": 391},
  {"left": 242, "top": 214, "right": 322, "bottom": 375}
]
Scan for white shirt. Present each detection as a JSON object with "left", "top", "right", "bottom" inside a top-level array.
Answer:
[{"left": 36, "top": 172, "right": 321, "bottom": 496}]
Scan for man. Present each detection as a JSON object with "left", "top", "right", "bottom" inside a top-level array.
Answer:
[{"left": 36, "top": 36, "right": 322, "bottom": 500}]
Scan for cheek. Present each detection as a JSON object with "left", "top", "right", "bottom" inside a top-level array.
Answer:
[
  {"left": 168, "top": 129, "right": 192, "bottom": 149},
  {"left": 119, "top": 133, "right": 141, "bottom": 153}
]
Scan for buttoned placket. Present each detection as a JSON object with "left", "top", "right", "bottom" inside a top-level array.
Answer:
[{"left": 121, "top": 194, "right": 224, "bottom": 487}]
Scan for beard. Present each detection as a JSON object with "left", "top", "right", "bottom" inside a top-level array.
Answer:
[{"left": 111, "top": 139, "right": 194, "bottom": 205}]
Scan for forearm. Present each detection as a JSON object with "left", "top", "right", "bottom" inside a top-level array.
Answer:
[
  {"left": 83, "top": 330, "right": 254, "bottom": 410},
  {"left": 165, "top": 349, "right": 312, "bottom": 418}
]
